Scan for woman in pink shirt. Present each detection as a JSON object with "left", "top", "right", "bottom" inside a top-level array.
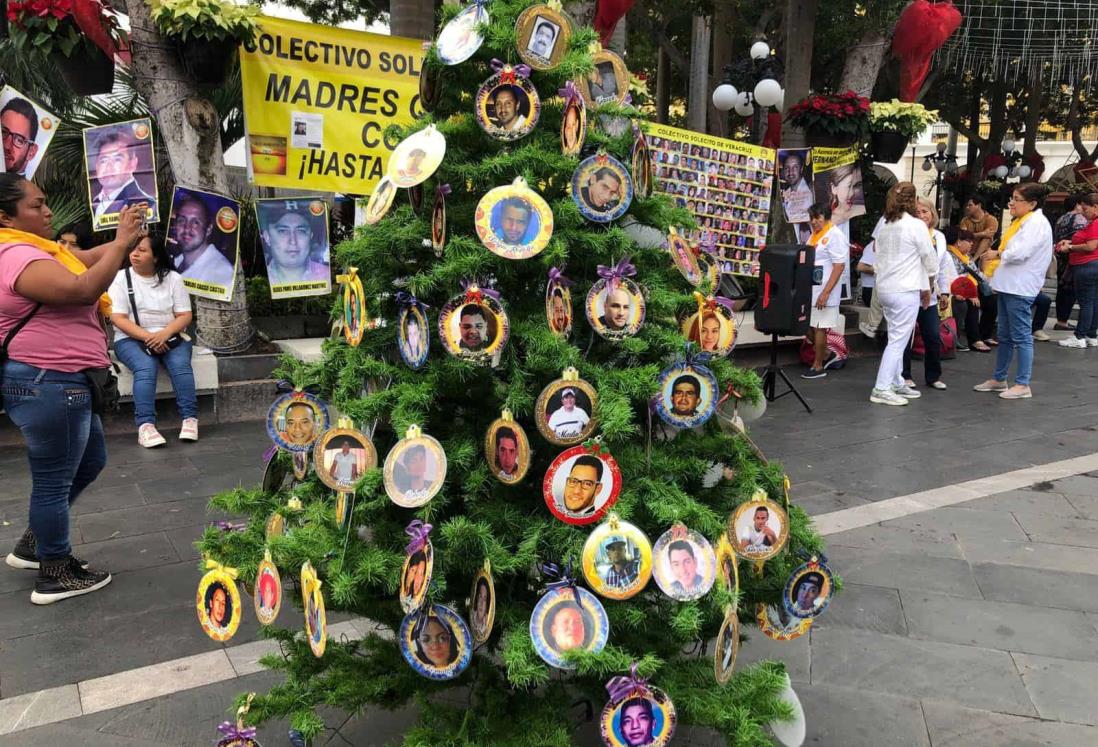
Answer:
[{"left": 0, "top": 173, "right": 144, "bottom": 604}]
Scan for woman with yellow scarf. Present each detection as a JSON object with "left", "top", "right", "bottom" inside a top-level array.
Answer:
[
  {"left": 973, "top": 183, "right": 1054, "bottom": 399},
  {"left": 0, "top": 173, "right": 145, "bottom": 604}
]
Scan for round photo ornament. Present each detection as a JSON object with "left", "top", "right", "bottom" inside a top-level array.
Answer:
[
  {"left": 535, "top": 367, "right": 599, "bottom": 446},
  {"left": 571, "top": 150, "right": 633, "bottom": 223},
  {"left": 291, "top": 450, "right": 309, "bottom": 481},
  {"left": 396, "top": 291, "right": 431, "bottom": 370},
  {"left": 254, "top": 549, "right": 282, "bottom": 626},
  {"left": 666, "top": 226, "right": 704, "bottom": 286},
  {"left": 682, "top": 291, "right": 738, "bottom": 359},
  {"left": 262, "top": 451, "right": 290, "bottom": 493},
  {"left": 630, "top": 124, "right": 652, "bottom": 198},
  {"left": 559, "top": 81, "right": 587, "bottom": 157},
  {"left": 475, "top": 60, "right": 540, "bottom": 141},
  {"left": 715, "top": 534, "right": 740, "bottom": 594},
  {"left": 468, "top": 558, "right": 496, "bottom": 645},
  {"left": 587, "top": 257, "right": 645, "bottom": 340},
  {"left": 530, "top": 562, "right": 609, "bottom": 669},
  {"left": 431, "top": 184, "right": 450, "bottom": 257},
  {"left": 582, "top": 513, "right": 652, "bottom": 600},
  {"left": 757, "top": 601, "right": 813, "bottom": 642},
  {"left": 474, "top": 176, "right": 554, "bottom": 259},
  {"left": 214, "top": 693, "right": 261, "bottom": 747},
  {"left": 418, "top": 44, "right": 442, "bottom": 112},
  {"left": 267, "top": 389, "right": 330, "bottom": 453},
  {"left": 312, "top": 417, "right": 377, "bottom": 492},
  {"left": 543, "top": 439, "right": 622, "bottom": 526},
  {"left": 600, "top": 665, "right": 677, "bottom": 747},
  {"left": 384, "top": 424, "right": 448, "bottom": 508},
  {"left": 338, "top": 268, "right": 366, "bottom": 347},
  {"left": 729, "top": 488, "right": 790, "bottom": 562},
  {"left": 400, "top": 520, "right": 434, "bottom": 613},
  {"left": 783, "top": 552, "right": 835, "bottom": 620},
  {"left": 515, "top": 1, "right": 573, "bottom": 70},
  {"left": 484, "top": 409, "right": 530, "bottom": 485},
  {"left": 197, "top": 560, "right": 242, "bottom": 643},
  {"left": 545, "top": 267, "right": 575, "bottom": 338},
  {"left": 387, "top": 124, "right": 446, "bottom": 188},
  {"left": 435, "top": 1, "right": 489, "bottom": 66},
  {"left": 400, "top": 603, "right": 473, "bottom": 680},
  {"left": 438, "top": 280, "right": 510, "bottom": 367},
  {"left": 714, "top": 606, "right": 740, "bottom": 685},
  {"left": 577, "top": 47, "right": 630, "bottom": 107},
  {"left": 301, "top": 560, "right": 327, "bottom": 657},
  {"left": 651, "top": 522, "right": 717, "bottom": 602},
  {"left": 655, "top": 348, "right": 719, "bottom": 430},
  {"left": 363, "top": 176, "right": 397, "bottom": 225}
]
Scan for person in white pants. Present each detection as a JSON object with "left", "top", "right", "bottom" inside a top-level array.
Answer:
[{"left": 869, "top": 183, "right": 938, "bottom": 406}]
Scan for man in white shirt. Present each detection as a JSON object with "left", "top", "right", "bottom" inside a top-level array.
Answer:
[
  {"left": 330, "top": 441, "right": 358, "bottom": 486},
  {"left": 171, "top": 196, "right": 235, "bottom": 288},
  {"left": 548, "top": 389, "right": 589, "bottom": 438},
  {"left": 780, "top": 151, "right": 814, "bottom": 224}
]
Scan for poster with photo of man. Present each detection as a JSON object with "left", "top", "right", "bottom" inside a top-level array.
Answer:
[
  {"left": 83, "top": 118, "right": 159, "bottom": 231},
  {"left": 255, "top": 198, "right": 332, "bottom": 299},
  {"left": 0, "top": 86, "right": 60, "bottom": 180},
  {"left": 166, "top": 186, "right": 241, "bottom": 302}
]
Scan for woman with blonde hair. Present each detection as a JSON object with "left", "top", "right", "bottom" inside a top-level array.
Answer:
[
  {"left": 868, "top": 182, "right": 938, "bottom": 406},
  {"left": 901, "top": 197, "right": 955, "bottom": 390}
]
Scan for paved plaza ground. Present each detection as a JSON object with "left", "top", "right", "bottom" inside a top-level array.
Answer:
[{"left": 1, "top": 335, "right": 1098, "bottom": 745}]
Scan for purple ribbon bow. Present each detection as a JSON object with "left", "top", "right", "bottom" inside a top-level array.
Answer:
[
  {"left": 596, "top": 257, "right": 637, "bottom": 290},
  {"left": 547, "top": 267, "right": 575, "bottom": 288},
  {"left": 623, "top": 94, "right": 633, "bottom": 107},
  {"left": 262, "top": 444, "right": 278, "bottom": 464},
  {"left": 490, "top": 59, "right": 531, "bottom": 83},
  {"left": 396, "top": 291, "right": 429, "bottom": 310},
  {"left": 540, "top": 561, "right": 577, "bottom": 592},
  {"left": 606, "top": 663, "right": 651, "bottom": 704},
  {"left": 460, "top": 279, "right": 502, "bottom": 302},
  {"left": 216, "top": 721, "right": 258, "bottom": 742},
  {"left": 405, "top": 520, "right": 433, "bottom": 554},
  {"left": 211, "top": 521, "right": 247, "bottom": 533},
  {"left": 683, "top": 342, "right": 714, "bottom": 368},
  {"left": 436, "top": 183, "right": 451, "bottom": 197},
  {"left": 558, "top": 80, "right": 581, "bottom": 105}
]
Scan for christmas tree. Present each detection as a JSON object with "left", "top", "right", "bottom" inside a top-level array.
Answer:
[{"left": 201, "top": 1, "right": 832, "bottom": 744}]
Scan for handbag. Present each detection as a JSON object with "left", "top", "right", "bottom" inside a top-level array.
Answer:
[
  {"left": 82, "top": 365, "right": 120, "bottom": 415},
  {"left": 125, "top": 267, "right": 185, "bottom": 356}
]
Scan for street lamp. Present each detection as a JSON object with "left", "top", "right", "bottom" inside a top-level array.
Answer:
[
  {"left": 996, "top": 138, "right": 1032, "bottom": 180},
  {"left": 923, "top": 142, "right": 958, "bottom": 226},
  {"left": 711, "top": 40, "right": 784, "bottom": 141}
]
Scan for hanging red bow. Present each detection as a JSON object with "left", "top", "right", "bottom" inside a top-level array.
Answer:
[
  {"left": 593, "top": 0, "right": 637, "bottom": 46},
  {"left": 891, "top": 0, "right": 962, "bottom": 102},
  {"left": 72, "top": 0, "right": 129, "bottom": 62}
]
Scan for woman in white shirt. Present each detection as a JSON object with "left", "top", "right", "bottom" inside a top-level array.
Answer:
[
  {"left": 901, "top": 198, "right": 956, "bottom": 390},
  {"left": 869, "top": 183, "right": 938, "bottom": 406},
  {"left": 108, "top": 236, "right": 198, "bottom": 447},
  {"left": 973, "top": 183, "right": 1054, "bottom": 399},
  {"left": 802, "top": 203, "right": 849, "bottom": 379}
]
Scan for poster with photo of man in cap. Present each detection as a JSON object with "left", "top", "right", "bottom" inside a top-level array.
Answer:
[{"left": 255, "top": 198, "right": 332, "bottom": 299}]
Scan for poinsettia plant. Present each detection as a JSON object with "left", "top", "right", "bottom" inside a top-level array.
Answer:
[
  {"left": 6, "top": 0, "right": 126, "bottom": 59},
  {"left": 147, "top": 0, "right": 259, "bottom": 45},
  {"left": 786, "top": 90, "right": 871, "bottom": 140},
  {"left": 869, "top": 99, "right": 939, "bottom": 139}
]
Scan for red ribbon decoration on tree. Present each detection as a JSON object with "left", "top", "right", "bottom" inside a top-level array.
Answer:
[
  {"left": 891, "top": 0, "right": 962, "bottom": 102},
  {"left": 593, "top": 0, "right": 638, "bottom": 46}
]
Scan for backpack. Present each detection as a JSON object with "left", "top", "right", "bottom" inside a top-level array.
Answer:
[{"left": 912, "top": 316, "right": 958, "bottom": 360}]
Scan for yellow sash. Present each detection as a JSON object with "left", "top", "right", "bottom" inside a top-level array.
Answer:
[
  {"left": 808, "top": 222, "right": 833, "bottom": 247},
  {"left": 0, "top": 228, "right": 112, "bottom": 316},
  {"left": 988, "top": 211, "right": 1035, "bottom": 279}
]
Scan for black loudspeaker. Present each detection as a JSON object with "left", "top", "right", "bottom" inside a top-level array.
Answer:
[{"left": 755, "top": 244, "right": 816, "bottom": 337}]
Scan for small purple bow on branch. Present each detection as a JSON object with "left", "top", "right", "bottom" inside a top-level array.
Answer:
[
  {"left": 396, "top": 291, "right": 429, "bottom": 310},
  {"left": 262, "top": 444, "right": 278, "bottom": 464},
  {"left": 216, "top": 721, "right": 257, "bottom": 743},
  {"left": 405, "top": 520, "right": 433, "bottom": 554},
  {"left": 682, "top": 342, "right": 714, "bottom": 369},
  {"left": 596, "top": 257, "right": 637, "bottom": 290},
  {"left": 436, "top": 183, "right": 451, "bottom": 198},
  {"left": 558, "top": 80, "right": 582, "bottom": 106},
  {"left": 211, "top": 521, "right": 247, "bottom": 533},
  {"left": 606, "top": 663, "right": 651, "bottom": 704},
  {"left": 460, "top": 279, "right": 502, "bottom": 302},
  {"left": 623, "top": 93, "right": 633, "bottom": 107},
  {"left": 547, "top": 267, "right": 575, "bottom": 288},
  {"left": 540, "top": 561, "right": 577, "bottom": 592},
  {"left": 490, "top": 59, "right": 531, "bottom": 83}
]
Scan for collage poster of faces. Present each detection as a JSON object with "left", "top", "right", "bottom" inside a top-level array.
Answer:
[
  {"left": 255, "top": 198, "right": 332, "bottom": 299},
  {"left": 82, "top": 119, "right": 160, "bottom": 232},
  {"left": 645, "top": 122, "right": 776, "bottom": 279}
]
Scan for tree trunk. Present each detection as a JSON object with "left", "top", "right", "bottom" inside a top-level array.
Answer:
[
  {"left": 780, "top": 0, "right": 819, "bottom": 147},
  {"left": 688, "top": 15, "right": 711, "bottom": 133},
  {"left": 656, "top": 46, "right": 670, "bottom": 124},
  {"left": 839, "top": 27, "right": 889, "bottom": 98},
  {"left": 1022, "top": 63, "right": 1043, "bottom": 157},
  {"left": 966, "top": 85, "right": 981, "bottom": 172},
  {"left": 709, "top": 0, "right": 734, "bottom": 135},
  {"left": 126, "top": 0, "right": 253, "bottom": 352},
  {"left": 389, "top": 0, "right": 436, "bottom": 39}
]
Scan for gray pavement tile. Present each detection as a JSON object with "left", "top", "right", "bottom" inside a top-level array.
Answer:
[
  {"left": 973, "top": 562, "right": 1098, "bottom": 613},
  {"left": 1046, "top": 473, "right": 1098, "bottom": 499},
  {"left": 733, "top": 628, "right": 811, "bottom": 684},
  {"left": 0, "top": 685, "right": 81, "bottom": 736},
  {"left": 922, "top": 699, "right": 1098, "bottom": 746},
  {"left": 900, "top": 590, "right": 1098, "bottom": 661},
  {"left": 1059, "top": 492, "right": 1098, "bottom": 521},
  {"left": 164, "top": 524, "right": 205, "bottom": 561},
  {"left": 822, "top": 545, "right": 983, "bottom": 598},
  {"left": 816, "top": 582, "right": 908, "bottom": 636},
  {"left": 1013, "top": 653, "right": 1098, "bottom": 726},
  {"left": 960, "top": 489, "right": 1082, "bottom": 518},
  {"left": 90, "top": 454, "right": 200, "bottom": 489},
  {"left": 136, "top": 470, "right": 259, "bottom": 504},
  {"left": 70, "top": 484, "right": 147, "bottom": 516},
  {"left": 963, "top": 538, "right": 1098, "bottom": 576},
  {"left": 75, "top": 496, "right": 234, "bottom": 544},
  {"left": 796, "top": 682, "right": 930, "bottom": 746},
  {"left": 1010, "top": 509, "right": 1098, "bottom": 548},
  {"left": 810, "top": 627, "right": 1037, "bottom": 716},
  {"left": 794, "top": 490, "right": 874, "bottom": 517},
  {"left": 827, "top": 520, "right": 966, "bottom": 559}
]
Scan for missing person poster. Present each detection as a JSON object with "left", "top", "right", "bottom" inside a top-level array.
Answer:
[
  {"left": 777, "top": 148, "right": 813, "bottom": 225},
  {"left": 811, "top": 146, "right": 865, "bottom": 226},
  {"left": 239, "top": 16, "right": 425, "bottom": 194},
  {"left": 646, "top": 123, "right": 775, "bottom": 278},
  {"left": 166, "top": 186, "right": 241, "bottom": 302},
  {"left": 1, "top": 85, "right": 60, "bottom": 180},
  {"left": 83, "top": 119, "right": 159, "bottom": 232},
  {"left": 255, "top": 198, "right": 332, "bottom": 299}
]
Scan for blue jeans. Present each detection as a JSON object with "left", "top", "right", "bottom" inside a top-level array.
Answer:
[
  {"left": 113, "top": 338, "right": 198, "bottom": 427},
  {"left": 993, "top": 292, "right": 1037, "bottom": 386},
  {"left": 2, "top": 360, "right": 108, "bottom": 560},
  {"left": 1071, "top": 261, "right": 1098, "bottom": 339}
]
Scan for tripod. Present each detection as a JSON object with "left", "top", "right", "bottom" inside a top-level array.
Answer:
[{"left": 758, "top": 333, "right": 813, "bottom": 413}]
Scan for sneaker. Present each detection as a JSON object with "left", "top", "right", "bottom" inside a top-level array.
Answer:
[
  {"left": 138, "top": 423, "right": 166, "bottom": 448},
  {"left": 5, "top": 529, "right": 89, "bottom": 571},
  {"left": 929, "top": 381, "right": 948, "bottom": 390},
  {"left": 870, "top": 388, "right": 909, "bottom": 406},
  {"left": 858, "top": 322, "right": 878, "bottom": 339},
  {"left": 1033, "top": 330, "right": 1051, "bottom": 341},
  {"left": 999, "top": 385, "right": 1033, "bottom": 400},
  {"left": 822, "top": 351, "right": 843, "bottom": 370},
  {"left": 904, "top": 379, "right": 917, "bottom": 389},
  {"left": 1054, "top": 322, "right": 1076, "bottom": 331},
  {"left": 179, "top": 418, "right": 199, "bottom": 442},
  {"left": 801, "top": 368, "right": 827, "bottom": 380},
  {"left": 1088, "top": 338, "right": 1098, "bottom": 348},
  {"left": 893, "top": 384, "right": 922, "bottom": 399},
  {"left": 956, "top": 342, "right": 971, "bottom": 352},
  {"left": 973, "top": 379, "right": 1007, "bottom": 392},
  {"left": 30, "top": 556, "right": 111, "bottom": 605},
  {"left": 1059, "top": 337, "right": 1087, "bottom": 348}
]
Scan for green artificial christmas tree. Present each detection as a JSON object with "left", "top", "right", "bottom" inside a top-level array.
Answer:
[{"left": 201, "top": 1, "right": 833, "bottom": 744}]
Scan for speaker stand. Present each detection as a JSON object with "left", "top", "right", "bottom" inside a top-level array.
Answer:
[{"left": 759, "top": 334, "right": 813, "bottom": 413}]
